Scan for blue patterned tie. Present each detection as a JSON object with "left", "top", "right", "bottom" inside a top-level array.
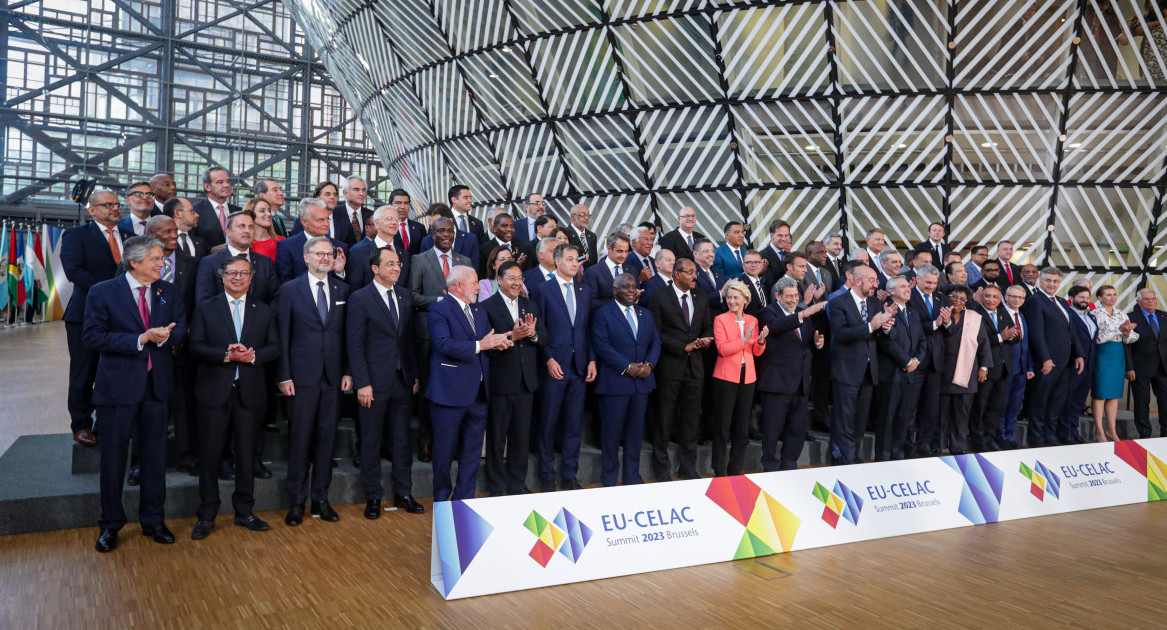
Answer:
[
  {"left": 231, "top": 298, "right": 243, "bottom": 380},
  {"left": 316, "top": 281, "right": 328, "bottom": 324}
]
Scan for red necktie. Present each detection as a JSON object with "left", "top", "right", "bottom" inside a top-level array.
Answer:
[
  {"left": 442, "top": 253, "right": 450, "bottom": 278},
  {"left": 400, "top": 221, "right": 409, "bottom": 249},
  {"left": 1004, "top": 264, "right": 1013, "bottom": 284}
]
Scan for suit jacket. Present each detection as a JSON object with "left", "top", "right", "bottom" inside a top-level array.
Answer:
[
  {"left": 175, "top": 231, "right": 206, "bottom": 258},
  {"left": 1022, "top": 291, "right": 1081, "bottom": 369},
  {"left": 759, "top": 245, "right": 788, "bottom": 286},
  {"left": 409, "top": 248, "right": 471, "bottom": 340},
  {"left": 938, "top": 312, "right": 993, "bottom": 393},
  {"left": 513, "top": 216, "right": 538, "bottom": 244},
  {"left": 1007, "top": 309, "right": 1035, "bottom": 376},
  {"left": 345, "top": 238, "right": 411, "bottom": 291},
  {"left": 1126, "top": 308, "right": 1167, "bottom": 378},
  {"left": 170, "top": 251, "right": 199, "bottom": 321},
  {"left": 822, "top": 256, "right": 843, "bottom": 292},
  {"left": 426, "top": 295, "right": 490, "bottom": 406},
  {"left": 648, "top": 286, "right": 713, "bottom": 382},
  {"left": 477, "top": 236, "right": 520, "bottom": 276},
  {"left": 1068, "top": 308, "right": 1098, "bottom": 377},
  {"left": 395, "top": 218, "right": 427, "bottom": 256},
  {"left": 420, "top": 230, "right": 481, "bottom": 270},
  {"left": 969, "top": 302, "right": 1017, "bottom": 378},
  {"left": 188, "top": 294, "right": 280, "bottom": 407},
  {"left": 875, "top": 304, "right": 927, "bottom": 384},
  {"left": 909, "top": 288, "right": 949, "bottom": 372},
  {"left": 276, "top": 275, "right": 349, "bottom": 387},
  {"left": 658, "top": 228, "right": 704, "bottom": 261},
  {"left": 117, "top": 215, "right": 150, "bottom": 239},
  {"left": 695, "top": 265, "right": 726, "bottom": 313},
  {"left": 483, "top": 292, "right": 547, "bottom": 394},
  {"left": 523, "top": 265, "right": 558, "bottom": 292},
  {"left": 191, "top": 198, "right": 240, "bottom": 248},
  {"left": 61, "top": 222, "right": 122, "bottom": 324},
  {"left": 82, "top": 275, "right": 187, "bottom": 404},
  {"left": 827, "top": 290, "right": 882, "bottom": 386},
  {"left": 640, "top": 275, "right": 671, "bottom": 307},
  {"left": 530, "top": 277, "right": 592, "bottom": 376},
  {"left": 757, "top": 305, "right": 817, "bottom": 395},
  {"left": 583, "top": 260, "right": 626, "bottom": 313},
  {"left": 274, "top": 231, "right": 348, "bottom": 284},
  {"left": 452, "top": 212, "right": 485, "bottom": 240},
  {"left": 624, "top": 251, "right": 657, "bottom": 282},
  {"left": 994, "top": 259, "right": 1022, "bottom": 288},
  {"left": 290, "top": 206, "right": 359, "bottom": 248},
  {"left": 566, "top": 225, "right": 599, "bottom": 267},
  {"left": 346, "top": 281, "right": 417, "bottom": 392},
  {"left": 591, "top": 300, "right": 660, "bottom": 395},
  {"left": 712, "top": 243, "right": 745, "bottom": 279},
  {"left": 738, "top": 274, "right": 769, "bottom": 319},
  {"left": 912, "top": 240, "right": 951, "bottom": 269},
  {"left": 195, "top": 248, "right": 279, "bottom": 306},
  {"left": 712, "top": 312, "right": 766, "bottom": 383}
]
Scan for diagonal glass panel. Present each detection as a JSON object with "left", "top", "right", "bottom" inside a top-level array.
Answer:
[
  {"left": 950, "top": 93, "right": 1062, "bottom": 184},
  {"left": 746, "top": 188, "right": 842, "bottom": 252},
  {"left": 459, "top": 48, "right": 546, "bottom": 126},
  {"left": 953, "top": 0, "right": 1077, "bottom": 90},
  {"left": 718, "top": 3, "right": 832, "bottom": 99},
  {"left": 847, "top": 187, "right": 945, "bottom": 255},
  {"left": 734, "top": 100, "right": 836, "bottom": 185},
  {"left": 442, "top": 134, "right": 507, "bottom": 201},
  {"left": 1061, "top": 92, "right": 1167, "bottom": 183},
  {"left": 1050, "top": 186, "right": 1155, "bottom": 269},
  {"left": 655, "top": 190, "right": 743, "bottom": 243},
  {"left": 833, "top": 0, "right": 950, "bottom": 93},
  {"left": 509, "top": 0, "right": 603, "bottom": 36},
  {"left": 839, "top": 95, "right": 948, "bottom": 184},
  {"left": 415, "top": 61, "right": 482, "bottom": 140},
  {"left": 613, "top": 15, "right": 722, "bottom": 106},
  {"left": 373, "top": 0, "right": 452, "bottom": 72},
  {"left": 1074, "top": 0, "right": 1166, "bottom": 90},
  {"left": 639, "top": 105, "right": 737, "bottom": 189},
  {"left": 434, "top": 0, "right": 516, "bottom": 54},
  {"left": 558, "top": 112, "right": 647, "bottom": 193},
  {"left": 528, "top": 27, "right": 625, "bottom": 116},
  {"left": 492, "top": 123, "right": 570, "bottom": 198},
  {"left": 948, "top": 185, "right": 1052, "bottom": 266}
]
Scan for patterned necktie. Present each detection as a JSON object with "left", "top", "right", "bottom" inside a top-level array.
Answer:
[
  {"left": 351, "top": 210, "right": 361, "bottom": 239},
  {"left": 217, "top": 204, "right": 227, "bottom": 233},
  {"left": 137, "top": 286, "right": 152, "bottom": 371},
  {"left": 860, "top": 298, "right": 868, "bottom": 321},
  {"left": 464, "top": 304, "right": 476, "bottom": 335},
  {"left": 162, "top": 257, "right": 173, "bottom": 282},
  {"left": 459, "top": 214, "right": 468, "bottom": 234},
  {"left": 614, "top": 263, "right": 621, "bottom": 277},
  {"left": 316, "top": 280, "right": 328, "bottom": 324},
  {"left": 734, "top": 249, "right": 743, "bottom": 267},
  {"left": 107, "top": 228, "right": 121, "bottom": 264},
  {"left": 681, "top": 293, "right": 691, "bottom": 326},
  {"left": 757, "top": 279, "right": 767, "bottom": 307},
  {"left": 625, "top": 306, "right": 638, "bottom": 339}
]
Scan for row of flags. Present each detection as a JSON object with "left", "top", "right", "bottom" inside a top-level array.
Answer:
[{"left": 1, "top": 223, "right": 72, "bottom": 320}]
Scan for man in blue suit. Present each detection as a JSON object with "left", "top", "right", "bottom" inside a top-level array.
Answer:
[
  {"left": 62, "top": 189, "right": 125, "bottom": 446},
  {"left": 530, "top": 243, "right": 596, "bottom": 491},
  {"left": 276, "top": 236, "right": 352, "bottom": 526},
  {"left": 83, "top": 236, "right": 187, "bottom": 552},
  {"left": 591, "top": 274, "right": 660, "bottom": 487},
  {"left": 1021, "top": 267, "right": 1084, "bottom": 447},
  {"left": 522, "top": 237, "right": 560, "bottom": 289},
  {"left": 639, "top": 249, "right": 675, "bottom": 306},
  {"left": 583, "top": 232, "right": 631, "bottom": 312},
  {"left": 998, "top": 286, "right": 1034, "bottom": 449},
  {"left": 276, "top": 198, "right": 349, "bottom": 283},
  {"left": 195, "top": 211, "right": 279, "bottom": 305},
  {"left": 427, "top": 265, "right": 512, "bottom": 501},
  {"left": 1062, "top": 286, "right": 1098, "bottom": 444},
  {"left": 116, "top": 181, "right": 160, "bottom": 238},
  {"left": 711, "top": 221, "right": 747, "bottom": 279},
  {"left": 347, "top": 247, "right": 424, "bottom": 516},
  {"left": 513, "top": 193, "right": 546, "bottom": 244},
  {"left": 873, "top": 276, "right": 927, "bottom": 461},
  {"left": 420, "top": 204, "right": 481, "bottom": 270}
]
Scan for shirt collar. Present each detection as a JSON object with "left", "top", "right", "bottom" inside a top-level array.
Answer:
[
  {"left": 672, "top": 283, "right": 690, "bottom": 300},
  {"left": 126, "top": 273, "right": 148, "bottom": 292},
  {"left": 227, "top": 244, "right": 249, "bottom": 257},
  {"left": 373, "top": 278, "right": 395, "bottom": 293},
  {"left": 374, "top": 235, "right": 391, "bottom": 248}
]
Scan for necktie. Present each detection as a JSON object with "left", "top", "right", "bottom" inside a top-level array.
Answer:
[
  {"left": 860, "top": 298, "right": 868, "bottom": 322},
  {"left": 399, "top": 221, "right": 410, "bottom": 249},
  {"left": 216, "top": 204, "right": 227, "bottom": 233},
  {"left": 686, "top": 234, "right": 693, "bottom": 251},
  {"left": 316, "top": 280, "right": 328, "bottom": 324},
  {"left": 231, "top": 298, "right": 243, "bottom": 380},
  {"left": 925, "top": 293, "right": 933, "bottom": 318},
  {"left": 107, "top": 228, "right": 121, "bottom": 265},
  {"left": 757, "top": 279, "right": 767, "bottom": 307},
  {"left": 614, "top": 263, "right": 621, "bottom": 277},
  {"left": 441, "top": 253, "right": 450, "bottom": 278},
  {"left": 990, "top": 311, "right": 998, "bottom": 329},
  {"left": 1004, "top": 264, "right": 1013, "bottom": 284},
  {"left": 387, "top": 289, "right": 399, "bottom": 329},
  {"left": 351, "top": 210, "right": 361, "bottom": 239},
  {"left": 643, "top": 257, "right": 652, "bottom": 273},
  {"left": 777, "top": 249, "right": 784, "bottom": 261},
  {"left": 464, "top": 304, "right": 476, "bottom": 335},
  {"left": 135, "top": 219, "right": 145, "bottom": 236},
  {"left": 162, "top": 257, "right": 173, "bottom": 282},
  {"left": 237, "top": 252, "right": 249, "bottom": 264},
  {"left": 547, "top": 271, "right": 555, "bottom": 281},
  {"left": 578, "top": 231, "right": 590, "bottom": 257},
  {"left": 625, "top": 306, "right": 638, "bottom": 338},
  {"left": 815, "top": 268, "right": 822, "bottom": 286},
  {"left": 459, "top": 214, "right": 468, "bottom": 234},
  {"left": 734, "top": 249, "right": 743, "bottom": 267},
  {"left": 564, "top": 282, "right": 576, "bottom": 324},
  {"left": 1150, "top": 312, "right": 1160, "bottom": 338},
  {"left": 681, "top": 293, "right": 691, "bottom": 326},
  {"left": 137, "top": 286, "right": 152, "bottom": 371},
  {"left": 179, "top": 232, "right": 192, "bottom": 256}
]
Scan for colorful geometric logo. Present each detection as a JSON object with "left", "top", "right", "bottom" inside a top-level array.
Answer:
[
  {"left": 434, "top": 501, "right": 494, "bottom": 596},
  {"left": 940, "top": 453, "right": 1004, "bottom": 525},
  {"left": 1115, "top": 441, "right": 1167, "bottom": 501},
  {"left": 1018, "top": 460, "right": 1061, "bottom": 501},
  {"left": 706, "top": 476, "right": 800, "bottom": 560},
  {"left": 812, "top": 481, "right": 863, "bottom": 528},
  {"left": 522, "top": 508, "right": 593, "bottom": 568}
]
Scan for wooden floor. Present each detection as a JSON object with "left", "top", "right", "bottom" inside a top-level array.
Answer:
[{"left": 0, "top": 499, "right": 1164, "bottom": 628}]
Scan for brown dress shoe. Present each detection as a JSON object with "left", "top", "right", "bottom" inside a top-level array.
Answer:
[{"left": 73, "top": 429, "right": 99, "bottom": 447}]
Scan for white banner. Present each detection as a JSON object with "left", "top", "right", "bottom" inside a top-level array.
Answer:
[{"left": 431, "top": 438, "right": 1167, "bottom": 600}]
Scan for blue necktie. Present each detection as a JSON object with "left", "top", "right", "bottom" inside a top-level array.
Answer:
[
  {"left": 625, "top": 306, "right": 638, "bottom": 339},
  {"left": 925, "top": 293, "right": 933, "bottom": 318},
  {"left": 990, "top": 311, "right": 998, "bottom": 329},
  {"left": 1150, "top": 312, "right": 1160, "bottom": 338},
  {"left": 860, "top": 299, "right": 868, "bottom": 321},
  {"left": 547, "top": 271, "right": 555, "bottom": 281},
  {"left": 387, "top": 289, "right": 399, "bottom": 329},
  {"left": 316, "top": 281, "right": 328, "bottom": 324},
  {"left": 231, "top": 298, "right": 243, "bottom": 380},
  {"left": 734, "top": 249, "right": 743, "bottom": 267}
]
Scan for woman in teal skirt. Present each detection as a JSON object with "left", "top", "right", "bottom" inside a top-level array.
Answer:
[{"left": 1091, "top": 285, "right": 1139, "bottom": 441}]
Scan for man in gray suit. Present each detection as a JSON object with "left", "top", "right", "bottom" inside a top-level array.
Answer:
[{"left": 409, "top": 217, "right": 471, "bottom": 462}]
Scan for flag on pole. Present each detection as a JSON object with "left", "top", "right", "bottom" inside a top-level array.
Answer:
[
  {"left": 7, "top": 225, "right": 23, "bottom": 309},
  {"left": 0, "top": 222, "right": 9, "bottom": 312},
  {"left": 41, "top": 225, "right": 72, "bottom": 320},
  {"left": 25, "top": 226, "right": 49, "bottom": 308}
]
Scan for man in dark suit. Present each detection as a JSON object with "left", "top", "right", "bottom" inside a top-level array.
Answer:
[
  {"left": 62, "top": 189, "right": 125, "bottom": 446},
  {"left": 427, "top": 265, "right": 511, "bottom": 501},
  {"left": 1127, "top": 289, "right": 1167, "bottom": 438},
  {"left": 117, "top": 181, "right": 160, "bottom": 238},
  {"left": 994, "top": 240, "right": 1022, "bottom": 287},
  {"left": 757, "top": 277, "right": 825, "bottom": 471},
  {"left": 1060, "top": 285, "right": 1097, "bottom": 445},
  {"left": 519, "top": 215, "right": 559, "bottom": 270},
  {"left": 276, "top": 198, "right": 349, "bottom": 284},
  {"left": 640, "top": 249, "right": 675, "bottom": 306},
  {"left": 448, "top": 184, "right": 485, "bottom": 240},
  {"left": 523, "top": 237, "right": 560, "bottom": 288},
  {"left": 389, "top": 189, "right": 426, "bottom": 256},
  {"left": 658, "top": 206, "right": 703, "bottom": 262},
  {"left": 911, "top": 222, "right": 951, "bottom": 269},
  {"left": 83, "top": 236, "right": 186, "bottom": 552},
  {"left": 759, "top": 219, "right": 792, "bottom": 286},
  {"left": 739, "top": 250, "right": 769, "bottom": 319},
  {"left": 623, "top": 225, "right": 658, "bottom": 284},
  {"left": 591, "top": 273, "right": 660, "bottom": 487},
  {"left": 967, "top": 285, "right": 1018, "bottom": 452},
  {"left": 150, "top": 173, "right": 176, "bottom": 215},
  {"left": 972, "top": 259, "right": 1003, "bottom": 292},
  {"left": 290, "top": 198, "right": 357, "bottom": 247},
  {"left": 1018, "top": 264, "right": 1040, "bottom": 297},
  {"left": 513, "top": 193, "right": 546, "bottom": 245},
  {"left": 410, "top": 217, "right": 472, "bottom": 462},
  {"left": 337, "top": 175, "right": 372, "bottom": 247},
  {"left": 187, "top": 256, "right": 280, "bottom": 540},
  {"left": 873, "top": 275, "right": 928, "bottom": 462},
  {"left": 477, "top": 212, "right": 521, "bottom": 276},
  {"left": 191, "top": 166, "right": 240, "bottom": 249},
  {"left": 482, "top": 261, "right": 547, "bottom": 495},
  {"left": 530, "top": 243, "right": 596, "bottom": 491},
  {"left": 347, "top": 247, "right": 424, "bottom": 517},
  {"left": 276, "top": 236, "right": 352, "bottom": 526},
  {"left": 566, "top": 204, "right": 599, "bottom": 268},
  {"left": 420, "top": 204, "right": 481, "bottom": 270},
  {"left": 999, "top": 286, "right": 1034, "bottom": 448},
  {"left": 347, "top": 205, "right": 410, "bottom": 290},
  {"left": 195, "top": 211, "right": 279, "bottom": 305},
  {"left": 1021, "top": 267, "right": 1084, "bottom": 447},
  {"left": 583, "top": 233, "right": 632, "bottom": 313},
  {"left": 692, "top": 238, "right": 726, "bottom": 314},
  {"left": 163, "top": 197, "right": 206, "bottom": 258},
  {"left": 647, "top": 258, "right": 713, "bottom": 480},
  {"left": 907, "top": 265, "right": 950, "bottom": 456},
  {"left": 827, "top": 265, "right": 895, "bottom": 465}
]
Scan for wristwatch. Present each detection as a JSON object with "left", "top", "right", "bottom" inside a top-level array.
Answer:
[{"left": 224, "top": 350, "right": 231, "bottom": 364}]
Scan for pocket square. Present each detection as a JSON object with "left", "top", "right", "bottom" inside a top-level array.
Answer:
[{"left": 440, "top": 363, "right": 457, "bottom": 368}]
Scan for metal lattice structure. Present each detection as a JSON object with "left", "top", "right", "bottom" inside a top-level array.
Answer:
[
  {"left": 287, "top": 0, "right": 1167, "bottom": 299},
  {"left": 0, "top": 0, "right": 388, "bottom": 221}
]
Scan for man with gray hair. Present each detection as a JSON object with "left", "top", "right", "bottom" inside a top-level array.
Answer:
[
  {"left": 192, "top": 166, "right": 239, "bottom": 248},
  {"left": 339, "top": 175, "right": 371, "bottom": 245},
  {"left": 346, "top": 204, "right": 410, "bottom": 290},
  {"left": 1020, "top": 266, "right": 1084, "bottom": 447},
  {"left": 907, "top": 263, "right": 951, "bottom": 456},
  {"left": 1127, "top": 289, "right": 1167, "bottom": 439},
  {"left": 625, "top": 224, "right": 657, "bottom": 283},
  {"left": 873, "top": 274, "right": 926, "bottom": 461},
  {"left": 566, "top": 204, "right": 598, "bottom": 267},
  {"left": 522, "top": 236, "right": 560, "bottom": 287},
  {"left": 276, "top": 197, "right": 348, "bottom": 283},
  {"left": 877, "top": 249, "right": 903, "bottom": 290}
]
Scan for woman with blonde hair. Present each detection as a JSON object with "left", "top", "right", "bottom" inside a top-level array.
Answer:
[
  {"left": 1090, "top": 284, "right": 1138, "bottom": 441},
  {"left": 710, "top": 279, "right": 768, "bottom": 477}
]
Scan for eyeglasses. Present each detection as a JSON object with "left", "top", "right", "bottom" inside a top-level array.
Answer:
[
  {"left": 223, "top": 270, "right": 253, "bottom": 278},
  {"left": 90, "top": 202, "right": 120, "bottom": 210},
  {"left": 949, "top": 296, "right": 968, "bottom": 303},
  {"left": 378, "top": 261, "right": 403, "bottom": 268},
  {"left": 128, "top": 191, "right": 155, "bottom": 199},
  {"left": 309, "top": 251, "right": 335, "bottom": 259},
  {"left": 743, "top": 260, "right": 763, "bottom": 265},
  {"left": 674, "top": 269, "right": 696, "bottom": 276},
  {"left": 572, "top": 213, "right": 590, "bottom": 218},
  {"left": 528, "top": 201, "right": 546, "bottom": 206}
]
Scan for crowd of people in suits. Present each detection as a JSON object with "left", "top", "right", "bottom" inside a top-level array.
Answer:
[{"left": 60, "top": 167, "right": 1167, "bottom": 553}]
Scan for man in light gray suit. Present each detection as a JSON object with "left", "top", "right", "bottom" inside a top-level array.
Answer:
[{"left": 409, "top": 217, "right": 471, "bottom": 462}]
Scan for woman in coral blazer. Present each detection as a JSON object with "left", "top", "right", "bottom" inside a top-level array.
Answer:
[{"left": 711, "top": 279, "right": 769, "bottom": 477}]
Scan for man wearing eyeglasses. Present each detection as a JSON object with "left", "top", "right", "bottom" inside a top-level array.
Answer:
[
  {"left": 566, "top": 204, "right": 598, "bottom": 268},
  {"left": 117, "top": 182, "right": 161, "bottom": 238},
  {"left": 514, "top": 193, "right": 546, "bottom": 245}
]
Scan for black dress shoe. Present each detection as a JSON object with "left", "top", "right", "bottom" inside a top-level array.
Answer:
[
  {"left": 394, "top": 495, "right": 425, "bottom": 514},
  {"left": 141, "top": 522, "right": 175, "bottom": 544},
  {"left": 418, "top": 443, "right": 433, "bottom": 463},
  {"left": 539, "top": 479, "right": 556, "bottom": 492},
  {"left": 95, "top": 528, "right": 118, "bottom": 553},
  {"left": 176, "top": 460, "right": 196, "bottom": 475},
  {"left": 311, "top": 500, "right": 339, "bottom": 522},
  {"left": 126, "top": 466, "right": 141, "bottom": 487},
  {"left": 218, "top": 461, "right": 235, "bottom": 481},
  {"left": 364, "top": 500, "right": 381, "bottom": 520},
  {"left": 285, "top": 506, "right": 304, "bottom": 527},
  {"left": 561, "top": 479, "right": 583, "bottom": 491},
  {"left": 253, "top": 461, "right": 272, "bottom": 479},
  {"left": 234, "top": 515, "right": 270, "bottom": 531},
  {"left": 190, "top": 520, "right": 215, "bottom": 540},
  {"left": 508, "top": 487, "right": 533, "bottom": 495}
]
